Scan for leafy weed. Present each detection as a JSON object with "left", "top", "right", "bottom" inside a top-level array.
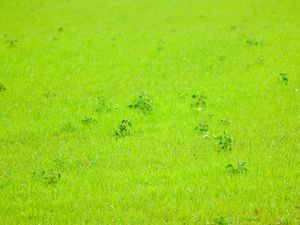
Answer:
[
  {"left": 226, "top": 161, "right": 247, "bottom": 174},
  {"left": 95, "top": 96, "right": 118, "bottom": 113},
  {"left": 5, "top": 39, "right": 18, "bottom": 47},
  {"left": 213, "top": 216, "right": 232, "bottom": 225},
  {"left": 61, "top": 122, "right": 78, "bottom": 133},
  {"left": 246, "top": 38, "right": 263, "bottom": 46},
  {"left": 43, "top": 91, "right": 56, "bottom": 98},
  {"left": 214, "top": 132, "right": 234, "bottom": 151},
  {"left": 129, "top": 91, "right": 153, "bottom": 113},
  {"left": 95, "top": 96, "right": 108, "bottom": 112},
  {"left": 0, "top": 83, "right": 6, "bottom": 92},
  {"left": 81, "top": 117, "right": 97, "bottom": 125},
  {"left": 195, "top": 121, "right": 209, "bottom": 133},
  {"left": 278, "top": 73, "right": 288, "bottom": 85},
  {"left": 191, "top": 94, "right": 207, "bottom": 110},
  {"left": 115, "top": 120, "right": 132, "bottom": 138},
  {"left": 32, "top": 169, "right": 61, "bottom": 185}
]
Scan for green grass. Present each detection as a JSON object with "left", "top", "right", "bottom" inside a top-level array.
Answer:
[{"left": 0, "top": 0, "right": 300, "bottom": 224}]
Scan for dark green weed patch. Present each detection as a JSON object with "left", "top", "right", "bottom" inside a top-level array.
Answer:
[
  {"left": 115, "top": 120, "right": 132, "bottom": 138},
  {"left": 191, "top": 94, "right": 207, "bottom": 110},
  {"left": 213, "top": 216, "right": 232, "bottom": 225},
  {"left": 246, "top": 38, "right": 264, "bottom": 46},
  {"left": 95, "top": 96, "right": 115, "bottom": 113},
  {"left": 214, "top": 132, "right": 235, "bottom": 151},
  {"left": 226, "top": 161, "right": 247, "bottom": 174},
  {"left": 60, "top": 122, "right": 78, "bottom": 133},
  {"left": 278, "top": 73, "right": 289, "bottom": 85},
  {"left": 81, "top": 117, "right": 98, "bottom": 125},
  {"left": 0, "top": 83, "right": 6, "bottom": 92},
  {"left": 5, "top": 39, "right": 18, "bottom": 47},
  {"left": 32, "top": 169, "right": 61, "bottom": 185},
  {"left": 195, "top": 120, "right": 209, "bottom": 133},
  {"left": 129, "top": 91, "right": 153, "bottom": 113}
]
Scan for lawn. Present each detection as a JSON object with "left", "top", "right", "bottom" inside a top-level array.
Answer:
[{"left": 0, "top": 0, "right": 299, "bottom": 224}]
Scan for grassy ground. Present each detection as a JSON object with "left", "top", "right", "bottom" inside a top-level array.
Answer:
[{"left": 0, "top": 0, "right": 300, "bottom": 224}]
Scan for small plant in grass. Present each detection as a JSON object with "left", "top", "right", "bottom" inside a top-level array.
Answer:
[
  {"left": 278, "top": 73, "right": 288, "bottom": 85},
  {"left": 6, "top": 39, "right": 18, "bottom": 47},
  {"left": 195, "top": 120, "right": 210, "bottom": 139},
  {"left": 43, "top": 91, "right": 56, "bottom": 98},
  {"left": 81, "top": 117, "right": 97, "bottom": 125},
  {"left": 32, "top": 169, "right": 61, "bottom": 185},
  {"left": 0, "top": 83, "right": 6, "bottom": 92},
  {"left": 45, "top": 170, "right": 61, "bottom": 184},
  {"left": 191, "top": 94, "right": 207, "bottom": 110},
  {"left": 115, "top": 120, "right": 132, "bottom": 138},
  {"left": 246, "top": 38, "right": 263, "bottom": 46},
  {"left": 95, "top": 96, "right": 110, "bottom": 112},
  {"left": 226, "top": 161, "right": 247, "bottom": 174},
  {"left": 214, "top": 132, "right": 234, "bottom": 151},
  {"left": 195, "top": 121, "right": 209, "bottom": 133},
  {"left": 256, "top": 58, "right": 264, "bottom": 65},
  {"left": 129, "top": 91, "right": 153, "bottom": 113},
  {"left": 61, "top": 122, "right": 78, "bottom": 133},
  {"left": 0, "top": 181, "right": 8, "bottom": 191},
  {"left": 95, "top": 96, "right": 107, "bottom": 112},
  {"left": 195, "top": 113, "right": 213, "bottom": 139},
  {"left": 214, "top": 216, "right": 232, "bottom": 225},
  {"left": 95, "top": 96, "right": 118, "bottom": 112}
]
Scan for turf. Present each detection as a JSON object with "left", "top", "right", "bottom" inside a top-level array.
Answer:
[{"left": 0, "top": 0, "right": 300, "bottom": 224}]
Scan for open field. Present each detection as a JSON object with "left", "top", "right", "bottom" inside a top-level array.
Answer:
[{"left": 0, "top": 0, "right": 300, "bottom": 224}]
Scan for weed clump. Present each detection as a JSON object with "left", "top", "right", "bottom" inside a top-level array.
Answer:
[
  {"left": 81, "top": 117, "right": 97, "bottom": 125},
  {"left": 6, "top": 39, "right": 18, "bottom": 47},
  {"left": 115, "top": 120, "right": 132, "bottom": 138},
  {"left": 191, "top": 94, "right": 207, "bottom": 110},
  {"left": 32, "top": 169, "right": 61, "bottom": 185},
  {"left": 226, "top": 161, "right": 247, "bottom": 174},
  {"left": 246, "top": 38, "right": 263, "bottom": 46},
  {"left": 61, "top": 122, "right": 78, "bottom": 133},
  {"left": 213, "top": 216, "right": 232, "bottom": 225},
  {"left": 43, "top": 91, "right": 56, "bottom": 98},
  {"left": 95, "top": 96, "right": 108, "bottom": 112},
  {"left": 0, "top": 83, "right": 6, "bottom": 92},
  {"left": 95, "top": 96, "right": 118, "bottom": 113},
  {"left": 195, "top": 121, "right": 209, "bottom": 133},
  {"left": 129, "top": 91, "right": 153, "bottom": 113},
  {"left": 214, "top": 132, "right": 234, "bottom": 151},
  {"left": 278, "top": 73, "right": 288, "bottom": 85}
]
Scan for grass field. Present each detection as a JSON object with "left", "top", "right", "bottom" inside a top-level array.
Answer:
[{"left": 0, "top": 0, "right": 300, "bottom": 224}]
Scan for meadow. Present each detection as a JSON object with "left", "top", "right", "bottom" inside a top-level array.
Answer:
[{"left": 0, "top": 0, "right": 299, "bottom": 224}]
